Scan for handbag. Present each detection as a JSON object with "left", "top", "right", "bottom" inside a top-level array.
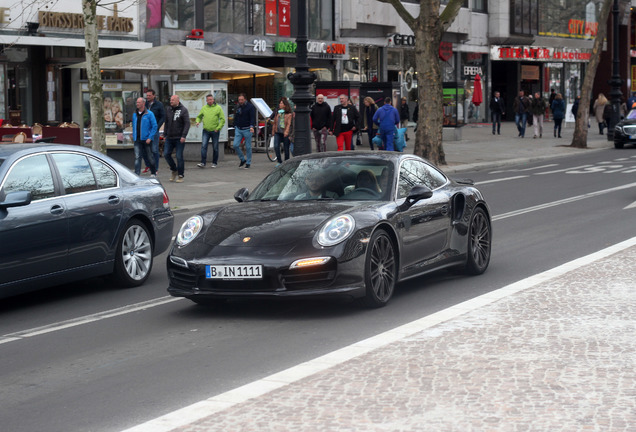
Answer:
[{"left": 269, "top": 136, "right": 275, "bottom": 148}]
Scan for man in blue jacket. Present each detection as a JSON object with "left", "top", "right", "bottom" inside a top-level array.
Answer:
[
  {"left": 144, "top": 89, "right": 165, "bottom": 173},
  {"left": 132, "top": 97, "right": 158, "bottom": 176},
  {"left": 373, "top": 97, "right": 400, "bottom": 151}
]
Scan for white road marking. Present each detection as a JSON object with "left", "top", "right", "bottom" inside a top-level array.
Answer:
[
  {"left": 493, "top": 182, "right": 636, "bottom": 221},
  {"left": 489, "top": 164, "right": 558, "bottom": 174},
  {"left": 476, "top": 175, "right": 529, "bottom": 185},
  {"left": 625, "top": 201, "right": 636, "bottom": 210},
  {"left": 121, "top": 236, "right": 636, "bottom": 432},
  {"left": 0, "top": 297, "right": 182, "bottom": 345},
  {"left": 534, "top": 164, "right": 593, "bottom": 175}
]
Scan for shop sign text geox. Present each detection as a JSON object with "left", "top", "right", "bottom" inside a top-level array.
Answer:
[{"left": 491, "top": 45, "right": 591, "bottom": 62}]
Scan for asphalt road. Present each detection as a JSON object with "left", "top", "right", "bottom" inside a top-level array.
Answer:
[{"left": 1, "top": 148, "right": 634, "bottom": 432}]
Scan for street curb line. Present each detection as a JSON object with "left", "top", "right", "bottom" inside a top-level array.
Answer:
[{"left": 121, "top": 236, "right": 636, "bottom": 432}]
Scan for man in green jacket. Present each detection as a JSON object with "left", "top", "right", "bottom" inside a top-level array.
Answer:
[{"left": 196, "top": 94, "right": 225, "bottom": 168}]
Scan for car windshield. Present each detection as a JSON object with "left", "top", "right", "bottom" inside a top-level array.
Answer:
[
  {"left": 247, "top": 157, "right": 394, "bottom": 202},
  {"left": 627, "top": 109, "right": 636, "bottom": 120}
]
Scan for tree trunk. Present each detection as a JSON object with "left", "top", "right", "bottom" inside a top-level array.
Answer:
[
  {"left": 82, "top": 0, "right": 105, "bottom": 153},
  {"left": 571, "top": 0, "right": 612, "bottom": 149},
  {"left": 414, "top": 22, "right": 446, "bottom": 165}
]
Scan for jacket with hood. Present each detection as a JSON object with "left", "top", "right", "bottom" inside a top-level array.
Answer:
[{"left": 373, "top": 104, "right": 400, "bottom": 131}]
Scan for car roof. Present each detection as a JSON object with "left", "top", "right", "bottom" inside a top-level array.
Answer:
[{"left": 0, "top": 144, "right": 102, "bottom": 160}]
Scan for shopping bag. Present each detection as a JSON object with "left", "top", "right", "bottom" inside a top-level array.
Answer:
[
  {"left": 395, "top": 127, "right": 407, "bottom": 152},
  {"left": 268, "top": 136, "right": 275, "bottom": 148}
]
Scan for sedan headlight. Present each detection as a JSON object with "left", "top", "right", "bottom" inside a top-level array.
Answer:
[
  {"left": 176, "top": 216, "right": 203, "bottom": 246},
  {"left": 317, "top": 214, "right": 355, "bottom": 247},
  {"left": 615, "top": 125, "right": 623, "bottom": 133}
]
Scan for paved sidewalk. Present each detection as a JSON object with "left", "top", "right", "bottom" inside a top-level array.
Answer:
[
  {"left": 126, "top": 239, "right": 636, "bottom": 432},
  {"left": 152, "top": 121, "right": 613, "bottom": 213}
]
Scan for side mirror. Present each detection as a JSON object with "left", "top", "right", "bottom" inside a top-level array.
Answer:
[
  {"left": 234, "top": 187, "right": 249, "bottom": 203},
  {"left": 398, "top": 185, "right": 432, "bottom": 211},
  {"left": 0, "top": 191, "right": 32, "bottom": 209}
]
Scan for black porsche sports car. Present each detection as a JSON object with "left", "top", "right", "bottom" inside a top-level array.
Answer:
[
  {"left": 614, "top": 109, "right": 636, "bottom": 148},
  {"left": 167, "top": 151, "right": 492, "bottom": 308}
]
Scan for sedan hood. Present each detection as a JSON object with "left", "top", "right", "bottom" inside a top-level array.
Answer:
[{"left": 202, "top": 201, "right": 358, "bottom": 247}]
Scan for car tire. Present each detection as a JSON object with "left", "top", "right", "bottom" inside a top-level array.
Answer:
[
  {"left": 361, "top": 229, "right": 397, "bottom": 308},
  {"left": 614, "top": 141, "right": 624, "bottom": 149},
  {"left": 464, "top": 207, "right": 491, "bottom": 275},
  {"left": 112, "top": 219, "right": 154, "bottom": 287}
]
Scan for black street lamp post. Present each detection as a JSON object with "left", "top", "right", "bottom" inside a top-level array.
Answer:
[
  {"left": 607, "top": 0, "right": 622, "bottom": 141},
  {"left": 287, "top": 0, "right": 316, "bottom": 156}
]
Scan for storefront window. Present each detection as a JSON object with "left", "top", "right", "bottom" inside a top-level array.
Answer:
[
  {"left": 511, "top": 0, "right": 538, "bottom": 35},
  {"left": 565, "top": 63, "right": 581, "bottom": 103},
  {"left": 160, "top": 0, "right": 195, "bottom": 30},
  {"left": 203, "top": 0, "right": 219, "bottom": 32},
  {"left": 538, "top": 0, "right": 599, "bottom": 40},
  {"left": 308, "top": 0, "right": 333, "bottom": 40}
]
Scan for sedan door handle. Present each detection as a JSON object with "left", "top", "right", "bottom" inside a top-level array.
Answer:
[
  {"left": 108, "top": 195, "right": 121, "bottom": 205},
  {"left": 50, "top": 204, "right": 65, "bottom": 215},
  {"left": 440, "top": 205, "right": 449, "bottom": 216}
]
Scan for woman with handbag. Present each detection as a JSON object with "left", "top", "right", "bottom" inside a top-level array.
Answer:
[{"left": 272, "top": 97, "right": 293, "bottom": 165}]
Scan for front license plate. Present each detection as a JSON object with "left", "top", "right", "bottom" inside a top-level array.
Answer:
[{"left": 206, "top": 265, "right": 263, "bottom": 280}]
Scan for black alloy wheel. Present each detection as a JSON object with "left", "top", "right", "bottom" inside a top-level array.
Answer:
[
  {"left": 362, "top": 229, "right": 397, "bottom": 308},
  {"left": 464, "top": 207, "right": 491, "bottom": 275}
]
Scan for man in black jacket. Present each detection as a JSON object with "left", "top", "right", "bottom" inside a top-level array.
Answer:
[
  {"left": 490, "top": 91, "right": 505, "bottom": 135},
  {"left": 330, "top": 94, "right": 359, "bottom": 151},
  {"left": 310, "top": 94, "right": 332, "bottom": 152},
  {"left": 399, "top": 97, "right": 410, "bottom": 141},
  {"left": 163, "top": 94, "right": 190, "bottom": 182},
  {"left": 233, "top": 93, "right": 256, "bottom": 168}
]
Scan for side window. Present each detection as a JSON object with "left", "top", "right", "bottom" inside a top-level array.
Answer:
[
  {"left": 0, "top": 154, "right": 55, "bottom": 201},
  {"left": 398, "top": 160, "right": 447, "bottom": 198},
  {"left": 52, "top": 153, "right": 97, "bottom": 195},
  {"left": 88, "top": 158, "right": 117, "bottom": 189}
]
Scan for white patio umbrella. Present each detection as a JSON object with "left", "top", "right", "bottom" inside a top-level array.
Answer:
[{"left": 67, "top": 44, "right": 279, "bottom": 76}]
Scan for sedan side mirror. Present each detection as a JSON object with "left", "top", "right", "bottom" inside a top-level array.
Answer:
[
  {"left": 234, "top": 188, "right": 249, "bottom": 203},
  {"left": 0, "top": 191, "right": 32, "bottom": 209},
  {"left": 399, "top": 185, "right": 432, "bottom": 211}
]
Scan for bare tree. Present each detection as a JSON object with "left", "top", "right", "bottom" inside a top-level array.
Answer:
[
  {"left": 377, "top": 0, "right": 464, "bottom": 166},
  {"left": 571, "top": 0, "right": 612, "bottom": 148},
  {"left": 82, "top": 0, "right": 105, "bottom": 153}
]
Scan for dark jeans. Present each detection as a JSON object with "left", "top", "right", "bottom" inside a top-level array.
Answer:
[
  {"left": 201, "top": 129, "right": 220, "bottom": 165},
  {"left": 554, "top": 118, "right": 563, "bottom": 137},
  {"left": 491, "top": 112, "right": 502, "bottom": 134},
  {"left": 274, "top": 132, "right": 291, "bottom": 163},
  {"left": 134, "top": 140, "right": 155, "bottom": 175},
  {"left": 515, "top": 112, "right": 527, "bottom": 137},
  {"left": 164, "top": 137, "right": 185, "bottom": 176},
  {"left": 365, "top": 128, "right": 377, "bottom": 150}
]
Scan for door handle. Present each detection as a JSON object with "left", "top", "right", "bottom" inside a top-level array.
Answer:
[
  {"left": 440, "top": 205, "right": 449, "bottom": 216},
  {"left": 50, "top": 204, "right": 64, "bottom": 215},
  {"left": 108, "top": 195, "right": 121, "bottom": 205}
]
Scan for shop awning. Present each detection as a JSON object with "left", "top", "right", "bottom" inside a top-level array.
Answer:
[
  {"left": 0, "top": 35, "right": 152, "bottom": 50},
  {"left": 66, "top": 44, "right": 280, "bottom": 76}
]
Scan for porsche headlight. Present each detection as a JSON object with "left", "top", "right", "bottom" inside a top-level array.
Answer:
[
  {"left": 176, "top": 216, "right": 203, "bottom": 246},
  {"left": 317, "top": 215, "right": 355, "bottom": 247}
]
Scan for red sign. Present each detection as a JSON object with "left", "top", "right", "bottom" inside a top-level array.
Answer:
[
  {"left": 279, "top": 0, "right": 290, "bottom": 37},
  {"left": 439, "top": 41, "right": 453, "bottom": 61},
  {"left": 265, "top": 0, "right": 277, "bottom": 36}
]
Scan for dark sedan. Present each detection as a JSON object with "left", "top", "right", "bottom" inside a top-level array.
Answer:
[
  {"left": 613, "top": 109, "right": 636, "bottom": 148},
  {"left": 167, "top": 152, "right": 492, "bottom": 308},
  {"left": 0, "top": 144, "right": 174, "bottom": 299}
]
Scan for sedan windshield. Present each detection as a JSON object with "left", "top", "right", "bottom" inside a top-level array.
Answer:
[{"left": 248, "top": 157, "right": 394, "bottom": 202}]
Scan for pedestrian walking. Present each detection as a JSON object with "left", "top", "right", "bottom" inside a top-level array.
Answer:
[
  {"left": 272, "top": 97, "right": 293, "bottom": 165},
  {"left": 513, "top": 90, "right": 530, "bottom": 138},
  {"left": 196, "top": 94, "right": 225, "bottom": 168},
  {"left": 551, "top": 93, "right": 566, "bottom": 138},
  {"left": 143, "top": 89, "right": 165, "bottom": 174},
  {"left": 530, "top": 92, "right": 546, "bottom": 138},
  {"left": 232, "top": 93, "right": 255, "bottom": 168},
  {"left": 164, "top": 94, "right": 190, "bottom": 182},
  {"left": 593, "top": 93, "right": 609, "bottom": 135},
  {"left": 310, "top": 94, "right": 332, "bottom": 152},
  {"left": 489, "top": 91, "right": 505, "bottom": 135},
  {"left": 132, "top": 97, "right": 158, "bottom": 176},
  {"left": 330, "top": 94, "right": 360, "bottom": 151},
  {"left": 372, "top": 97, "right": 400, "bottom": 151},
  {"left": 399, "top": 97, "right": 410, "bottom": 141},
  {"left": 361, "top": 97, "right": 378, "bottom": 150}
]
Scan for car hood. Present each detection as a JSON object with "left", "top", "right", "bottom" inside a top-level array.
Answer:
[
  {"left": 618, "top": 119, "right": 636, "bottom": 127},
  {"left": 201, "top": 201, "right": 365, "bottom": 247}
]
